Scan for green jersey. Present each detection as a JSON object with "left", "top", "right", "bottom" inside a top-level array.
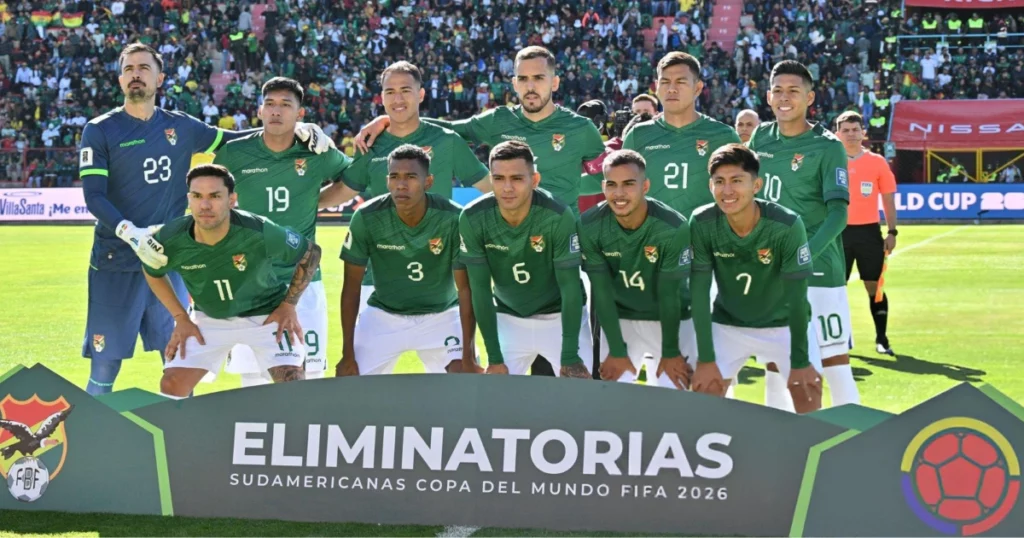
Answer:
[
  {"left": 748, "top": 121, "right": 849, "bottom": 287},
  {"left": 621, "top": 114, "right": 741, "bottom": 219},
  {"left": 459, "top": 189, "right": 582, "bottom": 317},
  {"left": 579, "top": 198, "right": 692, "bottom": 320},
  {"left": 143, "top": 210, "right": 310, "bottom": 319},
  {"left": 212, "top": 133, "right": 352, "bottom": 282},
  {"left": 340, "top": 193, "right": 463, "bottom": 315},
  {"left": 690, "top": 200, "right": 812, "bottom": 328},
  {"left": 430, "top": 105, "right": 605, "bottom": 211}
]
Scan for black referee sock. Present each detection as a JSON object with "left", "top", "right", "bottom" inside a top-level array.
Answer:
[{"left": 869, "top": 293, "right": 889, "bottom": 342}]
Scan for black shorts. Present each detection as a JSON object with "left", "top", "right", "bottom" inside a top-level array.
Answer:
[{"left": 843, "top": 223, "right": 885, "bottom": 281}]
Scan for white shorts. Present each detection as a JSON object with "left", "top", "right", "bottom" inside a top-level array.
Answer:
[
  {"left": 497, "top": 307, "right": 593, "bottom": 376},
  {"left": 704, "top": 322, "right": 822, "bottom": 381},
  {"left": 225, "top": 281, "right": 328, "bottom": 376},
  {"left": 359, "top": 285, "right": 373, "bottom": 314},
  {"left": 166, "top": 311, "right": 304, "bottom": 373},
  {"left": 599, "top": 319, "right": 697, "bottom": 388},
  {"left": 354, "top": 306, "right": 464, "bottom": 375},
  {"left": 808, "top": 286, "right": 853, "bottom": 359}
]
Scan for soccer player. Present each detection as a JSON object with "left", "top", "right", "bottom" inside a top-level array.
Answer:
[
  {"left": 835, "top": 111, "right": 898, "bottom": 355},
  {"left": 318, "top": 61, "right": 492, "bottom": 314},
  {"left": 580, "top": 150, "right": 694, "bottom": 388},
  {"left": 632, "top": 94, "right": 660, "bottom": 117},
  {"left": 335, "top": 146, "right": 477, "bottom": 376},
  {"left": 735, "top": 109, "right": 760, "bottom": 145},
  {"left": 210, "top": 77, "right": 352, "bottom": 386},
  {"left": 78, "top": 43, "right": 331, "bottom": 395},
  {"left": 689, "top": 144, "right": 823, "bottom": 414},
  {"left": 748, "top": 60, "right": 859, "bottom": 408},
  {"left": 459, "top": 141, "right": 593, "bottom": 378},
  {"left": 142, "top": 165, "right": 323, "bottom": 398}
]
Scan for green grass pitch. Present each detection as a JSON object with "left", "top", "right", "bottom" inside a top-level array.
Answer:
[{"left": 0, "top": 224, "right": 1021, "bottom": 536}]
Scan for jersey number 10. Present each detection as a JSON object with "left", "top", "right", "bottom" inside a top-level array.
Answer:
[{"left": 763, "top": 173, "right": 783, "bottom": 202}]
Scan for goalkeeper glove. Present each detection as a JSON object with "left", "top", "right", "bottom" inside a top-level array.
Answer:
[
  {"left": 295, "top": 122, "right": 335, "bottom": 154},
  {"left": 116, "top": 220, "right": 168, "bottom": 269}
]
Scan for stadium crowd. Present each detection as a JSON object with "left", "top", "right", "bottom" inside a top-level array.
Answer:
[{"left": 1, "top": 0, "right": 913, "bottom": 183}]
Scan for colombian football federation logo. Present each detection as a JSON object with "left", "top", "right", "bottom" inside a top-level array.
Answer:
[
  {"left": 429, "top": 237, "right": 444, "bottom": 255},
  {"left": 900, "top": 417, "right": 1020, "bottom": 536},
  {"left": 644, "top": 246, "right": 659, "bottom": 263},
  {"left": 0, "top": 395, "right": 74, "bottom": 503},
  {"left": 295, "top": 159, "right": 307, "bottom": 176},
  {"left": 165, "top": 128, "right": 177, "bottom": 146},
  {"left": 758, "top": 248, "right": 772, "bottom": 264},
  {"left": 92, "top": 334, "right": 105, "bottom": 353},
  {"left": 696, "top": 140, "right": 709, "bottom": 157},
  {"left": 552, "top": 134, "right": 565, "bottom": 152},
  {"left": 791, "top": 153, "right": 804, "bottom": 171},
  {"left": 233, "top": 254, "right": 247, "bottom": 272},
  {"left": 530, "top": 235, "right": 545, "bottom": 253},
  {"left": 421, "top": 146, "right": 434, "bottom": 159}
]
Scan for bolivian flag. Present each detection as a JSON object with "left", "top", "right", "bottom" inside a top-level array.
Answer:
[
  {"left": 30, "top": 10, "right": 52, "bottom": 25},
  {"left": 62, "top": 12, "right": 84, "bottom": 27}
]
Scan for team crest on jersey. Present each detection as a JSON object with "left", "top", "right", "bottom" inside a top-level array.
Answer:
[
  {"left": 644, "top": 246, "right": 659, "bottom": 263},
  {"left": 552, "top": 134, "right": 565, "bottom": 152},
  {"left": 421, "top": 146, "right": 434, "bottom": 158},
  {"left": 233, "top": 254, "right": 247, "bottom": 272},
  {"left": 164, "top": 128, "right": 177, "bottom": 146},
  {"left": 429, "top": 237, "right": 444, "bottom": 255},
  {"left": 530, "top": 235, "right": 545, "bottom": 253},
  {"left": 696, "top": 140, "right": 709, "bottom": 156},
  {"left": 92, "top": 334, "right": 105, "bottom": 352},
  {"left": 295, "top": 159, "right": 308, "bottom": 176},
  {"left": 791, "top": 154, "right": 804, "bottom": 171},
  {"left": 758, "top": 248, "right": 773, "bottom": 265}
]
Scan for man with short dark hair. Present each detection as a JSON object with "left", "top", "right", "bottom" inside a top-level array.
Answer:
[{"left": 632, "top": 94, "right": 659, "bottom": 117}]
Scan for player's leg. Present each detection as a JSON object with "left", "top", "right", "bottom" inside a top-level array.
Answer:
[
  {"left": 763, "top": 361, "right": 795, "bottom": 412},
  {"left": 352, "top": 306, "right": 411, "bottom": 375},
  {"left": 298, "top": 281, "right": 329, "bottom": 379},
  {"left": 648, "top": 318, "right": 697, "bottom": 390},
  {"left": 538, "top": 308, "right": 594, "bottom": 378},
  {"left": 227, "top": 345, "right": 271, "bottom": 387},
  {"left": 626, "top": 321, "right": 672, "bottom": 386},
  {"left": 754, "top": 325, "right": 823, "bottom": 414},
  {"left": 496, "top": 313, "right": 544, "bottom": 376},
  {"left": 82, "top": 269, "right": 147, "bottom": 395},
  {"left": 359, "top": 285, "right": 374, "bottom": 315},
  {"left": 854, "top": 225, "right": 892, "bottom": 355},
  {"left": 692, "top": 323, "right": 751, "bottom": 395},
  {"left": 596, "top": 320, "right": 648, "bottom": 383},
  {"left": 160, "top": 312, "right": 234, "bottom": 397},
  {"left": 241, "top": 314, "right": 307, "bottom": 382},
  {"left": 808, "top": 286, "right": 860, "bottom": 406},
  {"left": 140, "top": 272, "right": 199, "bottom": 396},
  {"left": 414, "top": 308, "right": 468, "bottom": 373}
]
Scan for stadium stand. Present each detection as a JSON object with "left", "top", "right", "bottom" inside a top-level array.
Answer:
[{"left": 0, "top": 0, "right": 905, "bottom": 183}]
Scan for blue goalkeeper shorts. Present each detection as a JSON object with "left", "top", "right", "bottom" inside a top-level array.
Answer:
[{"left": 82, "top": 268, "right": 189, "bottom": 361}]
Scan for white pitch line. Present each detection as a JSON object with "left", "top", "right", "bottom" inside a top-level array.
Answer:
[
  {"left": 849, "top": 226, "right": 967, "bottom": 281},
  {"left": 437, "top": 525, "right": 479, "bottom": 538}
]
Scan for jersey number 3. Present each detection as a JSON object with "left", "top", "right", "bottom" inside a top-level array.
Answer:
[{"left": 144, "top": 156, "right": 172, "bottom": 184}]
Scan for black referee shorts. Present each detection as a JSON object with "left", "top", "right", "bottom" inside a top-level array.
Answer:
[{"left": 843, "top": 223, "right": 885, "bottom": 282}]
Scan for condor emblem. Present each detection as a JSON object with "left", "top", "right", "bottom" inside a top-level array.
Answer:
[
  {"left": 758, "top": 248, "right": 773, "bottom": 265},
  {"left": 696, "top": 140, "right": 709, "bottom": 156},
  {"left": 791, "top": 153, "right": 804, "bottom": 171},
  {"left": 0, "top": 395, "right": 74, "bottom": 503},
  {"left": 233, "top": 254, "right": 247, "bottom": 271},
  {"left": 164, "top": 128, "right": 177, "bottom": 146},
  {"left": 429, "top": 237, "right": 444, "bottom": 255},
  {"left": 552, "top": 134, "right": 565, "bottom": 152},
  {"left": 530, "top": 235, "right": 545, "bottom": 253},
  {"left": 92, "top": 334, "right": 105, "bottom": 352},
  {"left": 295, "top": 159, "right": 307, "bottom": 176},
  {"left": 644, "top": 246, "right": 659, "bottom": 263},
  {"left": 421, "top": 146, "right": 434, "bottom": 158}
]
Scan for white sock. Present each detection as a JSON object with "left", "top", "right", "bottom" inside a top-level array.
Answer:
[
  {"left": 765, "top": 370, "right": 795, "bottom": 412},
  {"left": 241, "top": 372, "right": 272, "bottom": 388},
  {"left": 724, "top": 383, "right": 735, "bottom": 399},
  {"left": 824, "top": 364, "right": 860, "bottom": 406},
  {"left": 305, "top": 370, "right": 325, "bottom": 380},
  {"left": 159, "top": 392, "right": 186, "bottom": 400}
]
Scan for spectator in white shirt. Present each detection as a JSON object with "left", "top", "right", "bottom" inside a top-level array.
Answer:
[{"left": 203, "top": 103, "right": 220, "bottom": 124}]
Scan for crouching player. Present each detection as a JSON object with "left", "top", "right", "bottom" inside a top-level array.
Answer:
[
  {"left": 142, "top": 165, "right": 322, "bottom": 397},
  {"left": 689, "top": 144, "right": 823, "bottom": 413},
  {"left": 579, "top": 150, "right": 695, "bottom": 388},
  {"left": 335, "top": 145, "right": 477, "bottom": 376}
]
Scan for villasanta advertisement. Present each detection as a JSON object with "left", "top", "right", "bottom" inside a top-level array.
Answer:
[{"left": 0, "top": 189, "right": 94, "bottom": 221}]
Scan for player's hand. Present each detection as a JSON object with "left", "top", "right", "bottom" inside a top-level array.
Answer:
[
  {"left": 788, "top": 366, "right": 823, "bottom": 405},
  {"left": 691, "top": 361, "right": 727, "bottom": 396},
  {"left": 454, "top": 356, "right": 484, "bottom": 374},
  {"left": 656, "top": 356, "right": 693, "bottom": 390},
  {"left": 117, "top": 220, "right": 168, "bottom": 269},
  {"left": 599, "top": 356, "right": 636, "bottom": 382},
  {"left": 264, "top": 303, "right": 302, "bottom": 347},
  {"left": 354, "top": 116, "right": 390, "bottom": 154},
  {"left": 164, "top": 314, "right": 205, "bottom": 362},
  {"left": 295, "top": 122, "right": 335, "bottom": 154},
  {"left": 485, "top": 363, "right": 509, "bottom": 375},
  {"left": 560, "top": 361, "right": 591, "bottom": 379},
  {"left": 884, "top": 233, "right": 897, "bottom": 253},
  {"left": 336, "top": 355, "right": 359, "bottom": 377}
]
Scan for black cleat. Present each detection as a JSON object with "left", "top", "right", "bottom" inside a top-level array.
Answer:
[{"left": 875, "top": 338, "right": 895, "bottom": 356}]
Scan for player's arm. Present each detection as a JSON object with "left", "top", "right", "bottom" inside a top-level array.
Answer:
[
  {"left": 552, "top": 211, "right": 586, "bottom": 372},
  {"left": 580, "top": 147, "right": 610, "bottom": 196},
  {"left": 458, "top": 213, "right": 503, "bottom": 369},
  {"left": 579, "top": 222, "right": 626, "bottom": 357},
  {"left": 878, "top": 158, "right": 899, "bottom": 250},
  {"left": 581, "top": 121, "right": 607, "bottom": 162},
  {"left": 452, "top": 136, "right": 493, "bottom": 194},
  {"left": 688, "top": 218, "right": 715, "bottom": 365},
  {"left": 422, "top": 116, "right": 485, "bottom": 144},
  {"left": 317, "top": 148, "right": 359, "bottom": 209},
  {"left": 809, "top": 143, "right": 850, "bottom": 259},
  {"left": 657, "top": 222, "right": 692, "bottom": 360},
  {"left": 264, "top": 223, "right": 322, "bottom": 344},
  {"left": 454, "top": 268, "right": 480, "bottom": 371},
  {"left": 783, "top": 219, "right": 815, "bottom": 370},
  {"left": 321, "top": 151, "right": 367, "bottom": 209},
  {"left": 189, "top": 113, "right": 332, "bottom": 154},
  {"left": 337, "top": 213, "right": 370, "bottom": 376},
  {"left": 142, "top": 243, "right": 204, "bottom": 360}
]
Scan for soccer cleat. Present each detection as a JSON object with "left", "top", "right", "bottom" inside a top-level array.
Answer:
[{"left": 876, "top": 338, "right": 895, "bottom": 356}]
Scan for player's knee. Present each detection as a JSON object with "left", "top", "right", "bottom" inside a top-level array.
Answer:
[
  {"left": 269, "top": 365, "right": 305, "bottom": 383},
  {"left": 822, "top": 354, "right": 850, "bottom": 367},
  {"left": 863, "top": 281, "right": 878, "bottom": 297},
  {"left": 766, "top": 362, "right": 780, "bottom": 373},
  {"left": 160, "top": 372, "right": 192, "bottom": 398}
]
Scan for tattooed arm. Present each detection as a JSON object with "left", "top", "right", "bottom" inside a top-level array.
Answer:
[{"left": 264, "top": 241, "right": 322, "bottom": 347}]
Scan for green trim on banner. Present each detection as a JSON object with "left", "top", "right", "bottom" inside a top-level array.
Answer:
[
  {"left": 122, "top": 411, "right": 174, "bottom": 516},
  {"left": 0, "top": 364, "right": 25, "bottom": 384},
  {"left": 789, "top": 429, "right": 860, "bottom": 537},
  {"left": 979, "top": 384, "right": 1024, "bottom": 422}
]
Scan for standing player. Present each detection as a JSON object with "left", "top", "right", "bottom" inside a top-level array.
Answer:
[
  {"left": 318, "top": 61, "right": 492, "bottom": 314},
  {"left": 459, "top": 141, "right": 593, "bottom": 378},
  {"left": 689, "top": 144, "right": 823, "bottom": 414},
  {"left": 835, "top": 111, "right": 898, "bottom": 355},
  {"left": 78, "top": 43, "right": 332, "bottom": 395},
  {"left": 335, "top": 146, "right": 477, "bottom": 376},
  {"left": 735, "top": 109, "right": 760, "bottom": 145},
  {"left": 142, "top": 165, "right": 322, "bottom": 398},
  {"left": 748, "top": 60, "right": 858, "bottom": 408},
  {"left": 579, "top": 150, "right": 694, "bottom": 388},
  {"left": 210, "top": 77, "right": 352, "bottom": 386}
]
